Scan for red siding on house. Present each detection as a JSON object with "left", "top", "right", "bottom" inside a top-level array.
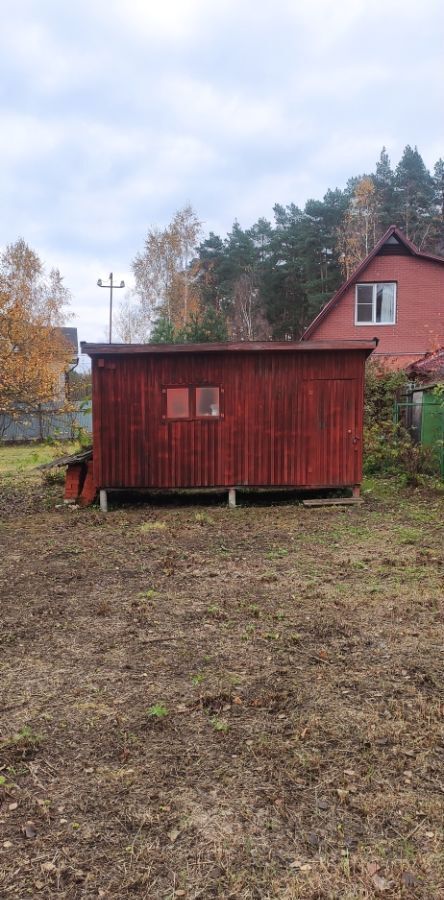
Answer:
[
  {"left": 84, "top": 343, "right": 374, "bottom": 492},
  {"left": 307, "top": 254, "right": 444, "bottom": 363}
]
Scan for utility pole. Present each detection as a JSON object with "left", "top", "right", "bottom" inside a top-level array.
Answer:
[{"left": 97, "top": 272, "right": 125, "bottom": 343}]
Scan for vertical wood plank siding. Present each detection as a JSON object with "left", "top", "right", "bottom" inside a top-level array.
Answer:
[{"left": 92, "top": 348, "right": 366, "bottom": 490}]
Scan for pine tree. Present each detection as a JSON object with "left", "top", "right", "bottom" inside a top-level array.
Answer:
[
  {"left": 261, "top": 205, "right": 309, "bottom": 339},
  {"left": 304, "top": 189, "right": 348, "bottom": 302},
  {"left": 394, "top": 146, "right": 434, "bottom": 246},
  {"left": 149, "top": 315, "right": 176, "bottom": 343},
  {"left": 149, "top": 307, "right": 228, "bottom": 343},
  {"left": 432, "top": 159, "right": 444, "bottom": 253},
  {"left": 192, "top": 233, "right": 227, "bottom": 311},
  {"left": 178, "top": 307, "right": 228, "bottom": 343}
]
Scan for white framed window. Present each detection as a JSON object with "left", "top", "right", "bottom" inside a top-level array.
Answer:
[{"left": 355, "top": 282, "right": 396, "bottom": 325}]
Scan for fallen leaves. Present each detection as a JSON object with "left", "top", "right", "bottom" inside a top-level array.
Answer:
[
  {"left": 306, "top": 831, "right": 320, "bottom": 849},
  {"left": 1, "top": 474, "right": 444, "bottom": 899},
  {"left": 168, "top": 827, "right": 181, "bottom": 844},
  {"left": 23, "top": 821, "right": 37, "bottom": 839},
  {"left": 289, "top": 860, "right": 312, "bottom": 872},
  {"left": 371, "top": 873, "right": 392, "bottom": 893},
  {"left": 366, "top": 864, "right": 395, "bottom": 893},
  {"left": 367, "top": 862, "right": 380, "bottom": 877},
  {"left": 41, "top": 861, "right": 57, "bottom": 874},
  {"left": 401, "top": 871, "right": 417, "bottom": 887}
]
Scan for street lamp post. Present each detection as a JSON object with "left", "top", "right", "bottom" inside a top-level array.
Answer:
[{"left": 97, "top": 272, "right": 125, "bottom": 343}]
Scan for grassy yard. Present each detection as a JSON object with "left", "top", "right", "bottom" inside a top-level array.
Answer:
[
  {"left": 0, "top": 442, "right": 79, "bottom": 479},
  {"left": 0, "top": 446, "right": 443, "bottom": 898}
]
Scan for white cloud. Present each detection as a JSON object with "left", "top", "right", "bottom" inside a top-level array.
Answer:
[
  {"left": 0, "top": 15, "right": 101, "bottom": 95},
  {"left": 0, "top": 113, "right": 65, "bottom": 165},
  {"left": 161, "top": 77, "right": 290, "bottom": 141},
  {"left": 106, "top": 0, "right": 212, "bottom": 41},
  {"left": 39, "top": 248, "right": 134, "bottom": 343},
  {"left": 0, "top": 0, "right": 442, "bottom": 343}
]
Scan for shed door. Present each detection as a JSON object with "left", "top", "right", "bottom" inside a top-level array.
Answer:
[{"left": 301, "top": 379, "right": 360, "bottom": 486}]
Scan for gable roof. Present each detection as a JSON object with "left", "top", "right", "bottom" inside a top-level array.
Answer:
[
  {"left": 302, "top": 226, "right": 444, "bottom": 340},
  {"left": 60, "top": 327, "right": 78, "bottom": 355}
]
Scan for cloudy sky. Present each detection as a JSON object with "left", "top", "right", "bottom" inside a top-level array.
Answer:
[{"left": 1, "top": 0, "right": 443, "bottom": 354}]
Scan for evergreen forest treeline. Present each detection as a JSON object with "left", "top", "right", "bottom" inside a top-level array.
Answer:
[{"left": 120, "top": 145, "right": 444, "bottom": 343}]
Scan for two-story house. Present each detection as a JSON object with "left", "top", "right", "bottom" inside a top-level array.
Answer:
[{"left": 302, "top": 226, "right": 444, "bottom": 368}]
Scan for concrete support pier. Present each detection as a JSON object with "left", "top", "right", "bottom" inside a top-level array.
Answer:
[
  {"left": 99, "top": 489, "right": 108, "bottom": 513},
  {"left": 228, "top": 488, "right": 236, "bottom": 508}
]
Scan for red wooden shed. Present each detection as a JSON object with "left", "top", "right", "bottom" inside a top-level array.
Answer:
[{"left": 81, "top": 340, "right": 376, "bottom": 509}]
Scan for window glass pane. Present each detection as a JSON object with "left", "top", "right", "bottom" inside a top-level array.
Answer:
[
  {"left": 167, "top": 387, "right": 189, "bottom": 418},
  {"left": 356, "top": 284, "right": 373, "bottom": 322},
  {"left": 357, "top": 285, "right": 373, "bottom": 303},
  {"left": 376, "top": 283, "right": 395, "bottom": 323},
  {"left": 356, "top": 303, "right": 373, "bottom": 322},
  {"left": 196, "top": 386, "right": 220, "bottom": 417}
]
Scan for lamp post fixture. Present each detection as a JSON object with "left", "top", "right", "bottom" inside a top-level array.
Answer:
[{"left": 97, "top": 272, "right": 125, "bottom": 343}]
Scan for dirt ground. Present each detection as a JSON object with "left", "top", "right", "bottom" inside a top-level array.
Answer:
[{"left": 1, "top": 458, "right": 443, "bottom": 899}]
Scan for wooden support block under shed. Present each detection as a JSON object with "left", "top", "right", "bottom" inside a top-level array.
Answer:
[{"left": 302, "top": 497, "right": 364, "bottom": 508}]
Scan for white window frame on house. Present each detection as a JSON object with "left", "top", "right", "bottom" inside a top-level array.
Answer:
[{"left": 355, "top": 282, "right": 397, "bottom": 325}]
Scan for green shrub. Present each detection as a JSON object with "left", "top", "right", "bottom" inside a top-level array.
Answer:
[
  {"left": 364, "top": 420, "right": 433, "bottom": 480},
  {"left": 364, "top": 361, "right": 408, "bottom": 426},
  {"left": 363, "top": 362, "right": 433, "bottom": 482}
]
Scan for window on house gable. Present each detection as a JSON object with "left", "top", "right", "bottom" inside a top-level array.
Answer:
[{"left": 356, "top": 282, "right": 396, "bottom": 325}]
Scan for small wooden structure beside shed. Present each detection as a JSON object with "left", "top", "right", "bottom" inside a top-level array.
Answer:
[{"left": 81, "top": 340, "right": 376, "bottom": 509}]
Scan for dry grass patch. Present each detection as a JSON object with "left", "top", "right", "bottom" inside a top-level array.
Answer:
[{"left": 0, "top": 462, "right": 443, "bottom": 898}]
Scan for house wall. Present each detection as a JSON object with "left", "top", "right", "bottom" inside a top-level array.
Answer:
[
  {"left": 92, "top": 349, "right": 368, "bottom": 491},
  {"left": 310, "top": 254, "right": 444, "bottom": 363}
]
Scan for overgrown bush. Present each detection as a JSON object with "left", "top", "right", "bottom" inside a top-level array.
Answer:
[
  {"left": 363, "top": 361, "right": 433, "bottom": 481},
  {"left": 364, "top": 419, "right": 433, "bottom": 480},
  {"left": 364, "top": 362, "right": 407, "bottom": 425}
]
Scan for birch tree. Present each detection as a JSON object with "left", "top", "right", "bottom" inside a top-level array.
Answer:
[
  {"left": 337, "top": 178, "right": 378, "bottom": 277},
  {"left": 132, "top": 204, "right": 201, "bottom": 331},
  {"left": 0, "top": 239, "right": 72, "bottom": 429}
]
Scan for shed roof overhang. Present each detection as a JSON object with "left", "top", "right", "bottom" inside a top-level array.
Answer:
[{"left": 81, "top": 339, "right": 377, "bottom": 358}]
